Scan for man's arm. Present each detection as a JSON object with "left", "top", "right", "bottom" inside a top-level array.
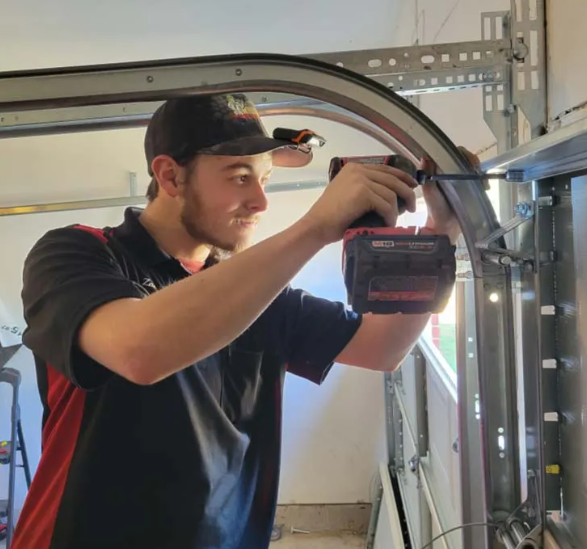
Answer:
[
  {"left": 335, "top": 312, "right": 430, "bottom": 372},
  {"left": 23, "top": 161, "right": 419, "bottom": 387},
  {"left": 46, "top": 219, "right": 325, "bottom": 386},
  {"left": 253, "top": 285, "right": 423, "bottom": 380},
  {"left": 255, "top": 286, "right": 363, "bottom": 384}
]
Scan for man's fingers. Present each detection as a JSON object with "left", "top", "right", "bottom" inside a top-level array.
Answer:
[
  {"left": 422, "top": 181, "right": 457, "bottom": 227},
  {"left": 420, "top": 154, "right": 438, "bottom": 175},
  {"left": 421, "top": 180, "right": 439, "bottom": 200},
  {"left": 367, "top": 177, "right": 417, "bottom": 213},
  {"left": 360, "top": 168, "right": 418, "bottom": 212},
  {"left": 422, "top": 180, "right": 448, "bottom": 205},
  {"left": 457, "top": 146, "right": 481, "bottom": 170},
  {"left": 359, "top": 163, "right": 419, "bottom": 188},
  {"left": 369, "top": 192, "right": 399, "bottom": 228}
]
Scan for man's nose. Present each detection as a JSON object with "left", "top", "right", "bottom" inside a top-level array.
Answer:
[{"left": 246, "top": 181, "right": 269, "bottom": 213}]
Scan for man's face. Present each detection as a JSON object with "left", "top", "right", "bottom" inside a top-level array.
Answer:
[{"left": 177, "top": 152, "right": 273, "bottom": 254}]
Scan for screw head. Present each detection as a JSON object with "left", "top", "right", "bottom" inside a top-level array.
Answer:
[{"left": 515, "top": 203, "right": 529, "bottom": 215}]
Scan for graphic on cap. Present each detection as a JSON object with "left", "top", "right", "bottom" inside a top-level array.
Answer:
[
  {"left": 225, "top": 95, "right": 258, "bottom": 120},
  {"left": 144, "top": 93, "right": 325, "bottom": 174}
]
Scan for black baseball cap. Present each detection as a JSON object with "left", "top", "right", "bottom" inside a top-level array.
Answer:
[{"left": 144, "top": 93, "right": 314, "bottom": 175}]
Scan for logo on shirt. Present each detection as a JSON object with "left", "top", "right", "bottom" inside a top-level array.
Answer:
[{"left": 142, "top": 277, "right": 157, "bottom": 291}]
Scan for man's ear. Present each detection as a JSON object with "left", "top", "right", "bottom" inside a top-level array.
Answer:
[{"left": 150, "top": 155, "right": 183, "bottom": 198}]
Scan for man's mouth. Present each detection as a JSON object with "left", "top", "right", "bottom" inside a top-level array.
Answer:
[{"left": 235, "top": 219, "right": 258, "bottom": 228}]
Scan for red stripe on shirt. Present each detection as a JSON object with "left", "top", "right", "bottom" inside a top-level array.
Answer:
[
  {"left": 9, "top": 364, "right": 86, "bottom": 549},
  {"left": 72, "top": 224, "right": 108, "bottom": 243}
]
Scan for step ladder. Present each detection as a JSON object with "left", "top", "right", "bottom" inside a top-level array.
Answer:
[{"left": 0, "top": 366, "right": 32, "bottom": 547}]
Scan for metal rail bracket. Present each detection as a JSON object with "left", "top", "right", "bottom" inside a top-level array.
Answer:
[
  {"left": 476, "top": 202, "right": 536, "bottom": 267},
  {"left": 482, "top": 2, "right": 547, "bottom": 152}
]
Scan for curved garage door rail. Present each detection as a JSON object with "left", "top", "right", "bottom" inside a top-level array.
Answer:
[{"left": 0, "top": 52, "right": 520, "bottom": 549}]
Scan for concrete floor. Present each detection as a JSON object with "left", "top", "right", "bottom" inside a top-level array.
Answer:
[
  {"left": 270, "top": 532, "right": 366, "bottom": 548},
  {"left": 0, "top": 531, "right": 366, "bottom": 549}
]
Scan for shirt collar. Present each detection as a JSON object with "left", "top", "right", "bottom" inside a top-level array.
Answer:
[
  {"left": 113, "top": 207, "right": 174, "bottom": 267},
  {"left": 113, "top": 208, "right": 207, "bottom": 273}
]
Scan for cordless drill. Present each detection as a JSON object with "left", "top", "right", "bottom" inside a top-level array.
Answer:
[{"left": 328, "top": 155, "right": 457, "bottom": 315}]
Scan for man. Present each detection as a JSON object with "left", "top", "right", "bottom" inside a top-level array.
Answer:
[{"left": 11, "top": 93, "right": 473, "bottom": 549}]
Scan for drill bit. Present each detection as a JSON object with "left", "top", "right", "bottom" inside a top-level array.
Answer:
[{"left": 416, "top": 169, "right": 525, "bottom": 185}]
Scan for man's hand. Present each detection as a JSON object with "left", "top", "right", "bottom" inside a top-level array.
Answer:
[
  {"left": 303, "top": 162, "right": 418, "bottom": 245},
  {"left": 421, "top": 147, "right": 481, "bottom": 245}
]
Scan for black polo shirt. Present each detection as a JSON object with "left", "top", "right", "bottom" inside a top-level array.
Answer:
[{"left": 12, "top": 207, "right": 363, "bottom": 549}]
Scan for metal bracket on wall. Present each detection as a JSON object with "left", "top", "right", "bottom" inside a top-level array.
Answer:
[
  {"left": 309, "top": 38, "right": 511, "bottom": 96},
  {"left": 482, "top": 2, "right": 547, "bottom": 153},
  {"left": 510, "top": 0, "right": 548, "bottom": 144},
  {"left": 482, "top": 10, "right": 515, "bottom": 154},
  {"left": 0, "top": 36, "right": 513, "bottom": 137}
]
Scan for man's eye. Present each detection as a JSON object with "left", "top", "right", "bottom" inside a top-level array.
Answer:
[{"left": 233, "top": 174, "right": 248, "bottom": 183}]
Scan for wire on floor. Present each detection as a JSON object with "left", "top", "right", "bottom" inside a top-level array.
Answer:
[{"left": 419, "top": 522, "right": 497, "bottom": 549}]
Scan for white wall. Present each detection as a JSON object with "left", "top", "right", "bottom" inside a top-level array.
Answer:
[{"left": 546, "top": 0, "right": 587, "bottom": 126}]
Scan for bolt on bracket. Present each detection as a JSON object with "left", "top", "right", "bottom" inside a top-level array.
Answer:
[{"left": 475, "top": 202, "right": 536, "bottom": 267}]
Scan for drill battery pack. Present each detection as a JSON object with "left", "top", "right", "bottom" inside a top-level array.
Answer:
[
  {"left": 342, "top": 225, "right": 456, "bottom": 314},
  {"left": 329, "top": 154, "right": 457, "bottom": 315}
]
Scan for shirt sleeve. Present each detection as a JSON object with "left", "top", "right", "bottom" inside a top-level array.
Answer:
[
  {"left": 260, "top": 286, "right": 363, "bottom": 385},
  {"left": 21, "top": 227, "right": 148, "bottom": 391}
]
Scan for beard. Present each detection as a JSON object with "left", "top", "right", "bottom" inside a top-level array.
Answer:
[{"left": 179, "top": 186, "right": 254, "bottom": 258}]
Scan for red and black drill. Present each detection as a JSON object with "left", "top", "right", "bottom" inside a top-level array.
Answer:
[
  {"left": 328, "top": 155, "right": 457, "bottom": 315},
  {"left": 272, "top": 128, "right": 476, "bottom": 316}
]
